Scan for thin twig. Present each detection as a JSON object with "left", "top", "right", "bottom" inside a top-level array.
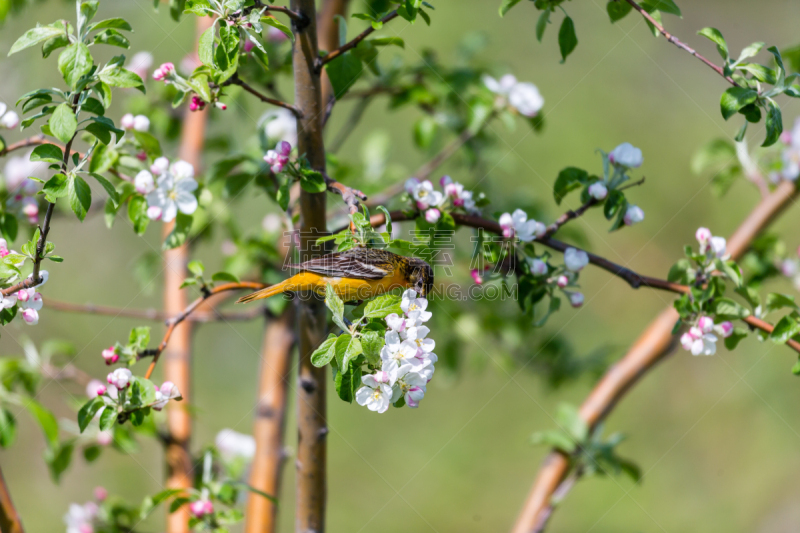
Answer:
[
  {"left": 0, "top": 135, "right": 48, "bottom": 157},
  {"left": 46, "top": 298, "right": 263, "bottom": 322},
  {"left": 226, "top": 74, "right": 303, "bottom": 117},
  {"left": 0, "top": 466, "right": 23, "bottom": 533},
  {"left": 324, "top": 173, "right": 367, "bottom": 214},
  {"left": 141, "top": 281, "right": 268, "bottom": 380},
  {"left": 624, "top": 0, "right": 740, "bottom": 87},
  {"left": 317, "top": 9, "right": 399, "bottom": 68},
  {"left": 241, "top": 0, "right": 303, "bottom": 22},
  {"left": 512, "top": 179, "right": 800, "bottom": 533}
]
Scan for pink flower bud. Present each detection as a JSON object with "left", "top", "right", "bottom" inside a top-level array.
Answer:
[
  {"left": 502, "top": 227, "right": 514, "bottom": 239},
  {"left": 695, "top": 227, "right": 712, "bottom": 245},
  {"left": 697, "top": 316, "right": 714, "bottom": 333},
  {"left": 0, "top": 111, "right": 19, "bottom": 129},
  {"left": 404, "top": 177, "right": 420, "bottom": 194},
  {"left": 439, "top": 175, "right": 452, "bottom": 187},
  {"left": 425, "top": 208, "right": 441, "bottom": 224},
  {"left": 86, "top": 379, "right": 105, "bottom": 398},
  {"left": 715, "top": 321, "right": 734, "bottom": 338},
  {"left": 277, "top": 141, "right": 292, "bottom": 157},
  {"left": 243, "top": 39, "right": 255, "bottom": 53},
  {"left": 147, "top": 206, "right": 163, "bottom": 221},
  {"left": 135, "top": 150, "right": 147, "bottom": 161},
  {"left": 96, "top": 430, "right": 113, "bottom": 446},
  {"left": 587, "top": 182, "right": 608, "bottom": 200},
  {"left": 689, "top": 326, "right": 703, "bottom": 340},
  {"left": 190, "top": 499, "right": 212, "bottom": 518},
  {"left": 16, "top": 289, "right": 29, "bottom": 302},
  {"left": 569, "top": 292, "right": 584, "bottom": 308},
  {"left": 21, "top": 308, "right": 38, "bottom": 325},
  {"left": 120, "top": 113, "right": 135, "bottom": 130},
  {"left": 152, "top": 62, "right": 175, "bottom": 81},
  {"left": 781, "top": 130, "right": 793, "bottom": 145},
  {"left": 214, "top": 101, "right": 227, "bottom": 110},
  {"left": 189, "top": 95, "right": 206, "bottom": 112},
  {"left": 150, "top": 157, "right": 170, "bottom": 175},
  {"left": 94, "top": 487, "right": 108, "bottom": 502},
  {"left": 470, "top": 268, "right": 483, "bottom": 285},
  {"left": 530, "top": 259, "right": 548, "bottom": 276},
  {"left": 102, "top": 346, "right": 118, "bottom": 365},
  {"left": 680, "top": 332, "right": 694, "bottom": 351},
  {"left": 96, "top": 385, "right": 107, "bottom": 396},
  {"left": 623, "top": 205, "right": 644, "bottom": 226},
  {"left": 556, "top": 275, "right": 569, "bottom": 288}
]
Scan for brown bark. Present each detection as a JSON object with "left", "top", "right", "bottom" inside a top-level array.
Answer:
[
  {"left": 245, "top": 307, "right": 296, "bottom": 533},
  {"left": 161, "top": 16, "right": 213, "bottom": 533},
  {"left": 512, "top": 180, "right": 800, "bottom": 533},
  {"left": 0, "top": 466, "right": 23, "bottom": 533},
  {"left": 318, "top": 0, "right": 352, "bottom": 109},
  {"left": 292, "top": 1, "right": 329, "bottom": 530}
]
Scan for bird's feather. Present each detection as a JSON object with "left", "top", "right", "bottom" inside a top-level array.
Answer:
[{"left": 287, "top": 248, "right": 397, "bottom": 280}]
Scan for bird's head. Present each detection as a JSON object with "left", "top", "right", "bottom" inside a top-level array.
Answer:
[{"left": 408, "top": 259, "right": 434, "bottom": 297}]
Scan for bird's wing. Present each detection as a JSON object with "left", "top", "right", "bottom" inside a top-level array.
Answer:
[{"left": 288, "top": 250, "right": 392, "bottom": 280}]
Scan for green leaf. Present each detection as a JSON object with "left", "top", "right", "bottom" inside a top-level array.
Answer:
[
  {"left": 50, "top": 104, "right": 77, "bottom": 144},
  {"left": 187, "top": 260, "right": 204, "bottom": 276},
  {"left": 163, "top": 213, "right": 192, "bottom": 250},
  {"left": 770, "top": 315, "right": 800, "bottom": 344},
  {"left": 360, "top": 329, "right": 384, "bottom": 366},
  {"left": 325, "top": 283, "right": 348, "bottom": 332},
  {"left": 98, "top": 66, "right": 145, "bottom": 92},
  {"left": 211, "top": 271, "right": 239, "bottom": 283},
  {"left": 530, "top": 429, "right": 576, "bottom": 453},
  {"left": 737, "top": 42, "right": 765, "bottom": 63},
  {"left": 556, "top": 403, "right": 588, "bottom": 442},
  {"left": 262, "top": 15, "right": 293, "bottom": 42},
  {"left": 30, "top": 144, "right": 63, "bottom": 164},
  {"left": 607, "top": 1, "right": 632, "bottom": 22},
  {"left": 98, "top": 406, "right": 117, "bottom": 431},
  {"left": 68, "top": 176, "right": 91, "bottom": 221},
  {"left": 558, "top": 16, "right": 578, "bottom": 63},
  {"left": 363, "top": 294, "right": 403, "bottom": 318},
  {"left": 719, "top": 87, "right": 758, "bottom": 120},
  {"left": 133, "top": 131, "right": 162, "bottom": 159},
  {"left": 198, "top": 25, "right": 215, "bottom": 66},
  {"left": 498, "top": 0, "right": 522, "bottom": 16},
  {"left": 21, "top": 399, "right": 58, "bottom": 448},
  {"left": 89, "top": 173, "right": 119, "bottom": 205},
  {"left": 58, "top": 43, "right": 93, "bottom": 88},
  {"left": 8, "top": 25, "right": 66, "bottom": 55},
  {"left": 93, "top": 28, "right": 131, "bottom": 49},
  {"left": 697, "top": 27, "right": 728, "bottom": 60},
  {"left": 0, "top": 409, "right": 16, "bottom": 448},
  {"left": 44, "top": 441, "right": 74, "bottom": 482},
  {"left": 77, "top": 397, "right": 105, "bottom": 433},
  {"left": 765, "top": 293, "right": 798, "bottom": 314},
  {"left": 89, "top": 18, "right": 133, "bottom": 32},
  {"left": 127, "top": 196, "right": 149, "bottom": 235},
  {"left": 762, "top": 99, "right": 782, "bottom": 147},
  {"left": 324, "top": 51, "right": 363, "bottom": 99},
  {"left": 535, "top": 9, "right": 550, "bottom": 41},
  {"left": 413, "top": 116, "right": 437, "bottom": 148},
  {"left": 89, "top": 143, "right": 118, "bottom": 173},
  {"left": 640, "top": 0, "right": 680, "bottom": 16},
  {"left": 713, "top": 297, "right": 750, "bottom": 320},
  {"left": 299, "top": 169, "right": 327, "bottom": 193},
  {"left": 311, "top": 334, "right": 338, "bottom": 367},
  {"left": 553, "top": 167, "right": 588, "bottom": 204}
]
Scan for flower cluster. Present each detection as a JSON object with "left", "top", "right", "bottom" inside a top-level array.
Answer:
[
  {"left": 0, "top": 259, "right": 47, "bottom": 325},
  {"left": 498, "top": 209, "right": 546, "bottom": 241},
  {"left": 152, "top": 61, "right": 176, "bottom": 82},
  {"left": 356, "top": 290, "right": 437, "bottom": 413},
  {"left": 152, "top": 62, "right": 225, "bottom": 112},
  {"left": 680, "top": 315, "right": 734, "bottom": 356},
  {"left": 483, "top": 74, "right": 545, "bottom": 117},
  {"left": 405, "top": 175, "right": 480, "bottom": 222},
  {"left": 264, "top": 141, "right": 292, "bottom": 173},
  {"left": 120, "top": 113, "right": 150, "bottom": 132},
  {"left": 0, "top": 101, "right": 19, "bottom": 130},
  {"left": 63, "top": 499, "right": 99, "bottom": 533},
  {"left": 135, "top": 158, "right": 198, "bottom": 222},
  {"left": 695, "top": 227, "right": 727, "bottom": 260}
]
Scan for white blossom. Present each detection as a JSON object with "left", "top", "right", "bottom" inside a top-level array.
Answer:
[
  {"left": 623, "top": 205, "right": 644, "bottom": 226},
  {"left": 260, "top": 108, "right": 297, "bottom": 146},
  {"left": 152, "top": 381, "right": 182, "bottom": 411},
  {"left": 355, "top": 372, "right": 393, "bottom": 413},
  {"left": 215, "top": 428, "right": 256, "bottom": 461},
  {"left": 64, "top": 501, "right": 98, "bottom": 533},
  {"left": 508, "top": 82, "right": 544, "bottom": 117},
  {"left": 134, "top": 170, "right": 155, "bottom": 195},
  {"left": 609, "top": 142, "right": 643, "bottom": 168},
  {"left": 145, "top": 161, "right": 198, "bottom": 223},
  {"left": 411, "top": 180, "right": 443, "bottom": 209},
  {"left": 587, "top": 182, "right": 608, "bottom": 200},
  {"left": 107, "top": 368, "right": 132, "bottom": 389},
  {"left": 388, "top": 364, "right": 427, "bottom": 408},
  {"left": 401, "top": 289, "right": 432, "bottom": 322},
  {"left": 564, "top": 247, "right": 589, "bottom": 272},
  {"left": 404, "top": 324, "right": 435, "bottom": 354},
  {"left": 510, "top": 209, "right": 546, "bottom": 242}
]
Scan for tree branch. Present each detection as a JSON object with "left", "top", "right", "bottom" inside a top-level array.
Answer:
[
  {"left": 0, "top": 466, "right": 23, "bottom": 533},
  {"left": 46, "top": 298, "right": 263, "bottom": 322},
  {"left": 244, "top": 307, "right": 295, "bottom": 533},
  {"left": 512, "top": 179, "right": 800, "bottom": 533},
  {"left": 317, "top": 9, "right": 399, "bottom": 68},
  {"left": 240, "top": 1, "right": 303, "bottom": 22},
  {"left": 623, "top": 0, "right": 740, "bottom": 87},
  {"left": 324, "top": 173, "right": 367, "bottom": 214},
  {"left": 226, "top": 74, "right": 302, "bottom": 117}
]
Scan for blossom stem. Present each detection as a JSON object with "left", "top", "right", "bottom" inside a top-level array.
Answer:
[
  {"left": 317, "top": 9, "right": 399, "bottom": 68},
  {"left": 623, "top": 0, "right": 741, "bottom": 88},
  {"left": 512, "top": 178, "right": 800, "bottom": 533}
]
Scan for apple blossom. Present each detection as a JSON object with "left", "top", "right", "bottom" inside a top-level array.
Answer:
[
  {"left": 129, "top": 51, "right": 153, "bottom": 80},
  {"left": 564, "top": 247, "right": 589, "bottom": 271},
  {"left": 556, "top": 275, "right": 569, "bottom": 288},
  {"left": 134, "top": 170, "right": 155, "bottom": 195},
  {"left": 101, "top": 346, "right": 118, "bottom": 365},
  {"left": 709, "top": 236, "right": 727, "bottom": 258},
  {"left": 264, "top": 143, "right": 291, "bottom": 174},
  {"left": 21, "top": 308, "right": 38, "bottom": 325},
  {"left": 405, "top": 325, "right": 435, "bottom": 354},
  {"left": 483, "top": 74, "right": 518, "bottom": 95},
  {"left": 0, "top": 110, "right": 19, "bottom": 129},
  {"left": 498, "top": 212, "right": 515, "bottom": 238},
  {"left": 93, "top": 487, "right": 107, "bottom": 502},
  {"left": 146, "top": 206, "right": 163, "bottom": 220},
  {"left": 530, "top": 258, "right": 548, "bottom": 276},
  {"left": 152, "top": 62, "right": 175, "bottom": 81},
  {"left": 569, "top": 292, "right": 584, "bottom": 308},
  {"left": 152, "top": 381, "right": 182, "bottom": 411},
  {"left": 380, "top": 338, "right": 419, "bottom": 367},
  {"left": 697, "top": 316, "right": 715, "bottom": 333},
  {"left": 63, "top": 501, "right": 98, "bottom": 533},
  {"left": 587, "top": 182, "right": 608, "bottom": 200},
  {"left": 623, "top": 205, "right": 645, "bottom": 226},
  {"left": 189, "top": 94, "right": 206, "bottom": 112},
  {"left": 262, "top": 213, "right": 283, "bottom": 233},
  {"left": 405, "top": 177, "right": 421, "bottom": 194},
  {"left": 508, "top": 82, "right": 544, "bottom": 117},
  {"left": 150, "top": 156, "right": 170, "bottom": 175},
  {"left": 388, "top": 364, "right": 427, "bottom": 407},
  {"left": 470, "top": 268, "right": 483, "bottom": 285},
  {"left": 412, "top": 180, "right": 443, "bottom": 209},
  {"left": 385, "top": 313, "right": 406, "bottom": 332},
  {"left": 170, "top": 160, "right": 195, "bottom": 180},
  {"left": 216, "top": 429, "right": 256, "bottom": 461},
  {"left": 132, "top": 115, "right": 150, "bottom": 132},
  {"left": 608, "top": 142, "right": 643, "bottom": 168},
  {"left": 261, "top": 108, "right": 297, "bottom": 146},
  {"left": 0, "top": 292, "right": 16, "bottom": 309},
  {"left": 714, "top": 321, "right": 734, "bottom": 338},
  {"left": 355, "top": 373, "right": 394, "bottom": 413},
  {"left": 96, "top": 430, "right": 113, "bottom": 446},
  {"left": 695, "top": 227, "right": 712, "bottom": 246},
  {"left": 107, "top": 368, "right": 132, "bottom": 389},
  {"left": 120, "top": 113, "right": 135, "bottom": 129},
  {"left": 267, "top": 26, "right": 288, "bottom": 42},
  {"left": 425, "top": 208, "right": 441, "bottom": 223},
  {"left": 190, "top": 499, "right": 214, "bottom": 518},
  {"left": 86, "top": 379, "right": 105, "bottom": 398},
  {"left": 401, "top": 289, "right": 432, "bottom": 322},
  {"left": 145, "top": 162, "right": 198, "bottom": 223},
  {"left": 683, "top": 326, "right": 717, "bottom": 356}
]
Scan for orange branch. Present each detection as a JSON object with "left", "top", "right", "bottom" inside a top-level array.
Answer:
[{"left": 0, "top": 467, "right": 23, "bottom": 533}]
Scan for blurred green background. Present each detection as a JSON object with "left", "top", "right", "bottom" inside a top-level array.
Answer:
[{"left": 3, "top": 0, "right": 800, "bottom": 531}]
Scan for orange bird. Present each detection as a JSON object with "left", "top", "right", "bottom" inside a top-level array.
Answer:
[{"left": 237, "top": 247, "right": 434, "bottom": 304}]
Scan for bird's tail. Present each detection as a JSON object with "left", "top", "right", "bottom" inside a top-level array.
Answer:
[{"left": 236, "top": 280, "right": 292, "bottom": 304}]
